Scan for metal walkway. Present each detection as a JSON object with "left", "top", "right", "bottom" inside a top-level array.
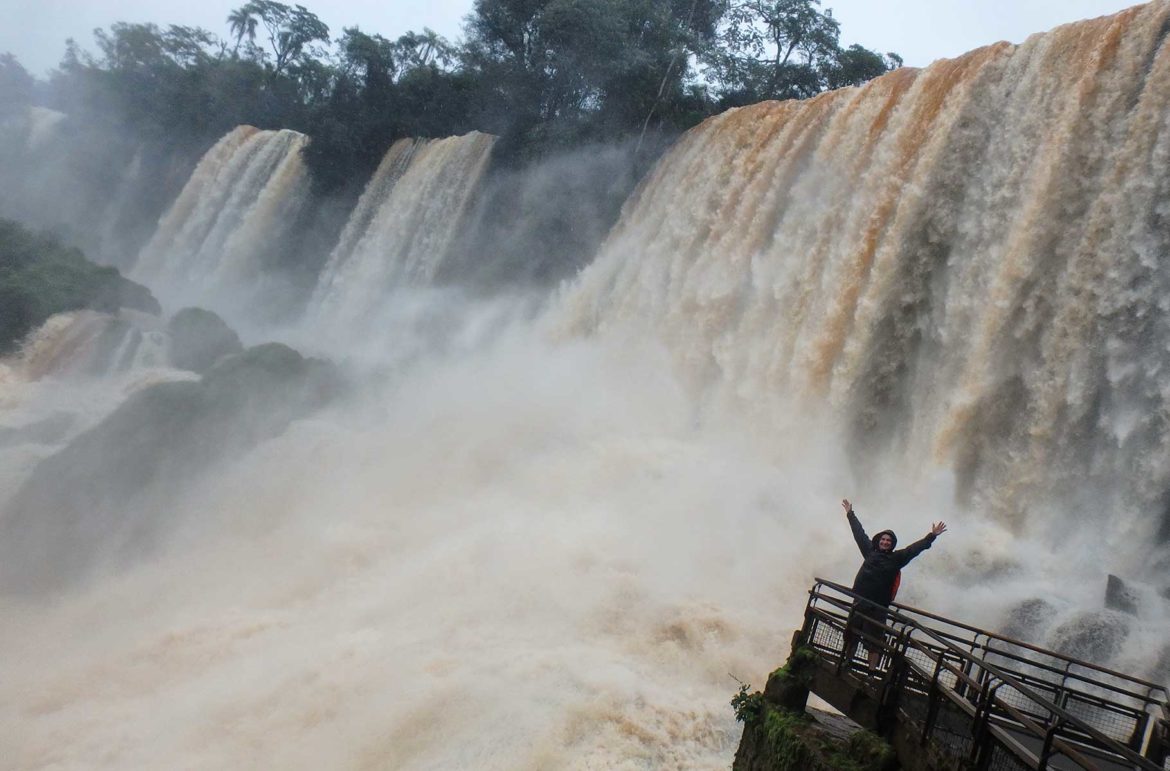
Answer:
[{"left": 795, "top": 579, "right": 1170, "bottom": 770}]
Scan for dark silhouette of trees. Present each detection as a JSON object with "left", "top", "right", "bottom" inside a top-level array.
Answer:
[
  {"left": 0, "top": 54, "right": 34, "bottom": 119},
  {"left": 706, "top": 0, "right": 900, "bottom": 105},
  {"left": 227, "top": 2, "right": 330, "bottom": 75},
  {"left": 16, "top": 0, "right": 900, "bottom": 192}
]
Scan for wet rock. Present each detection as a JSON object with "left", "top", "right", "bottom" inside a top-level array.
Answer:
[
  {"left": 1105, "top": 574, "right": 1140, "bottom": 616},
  {"left": 167, "top": 307, "right": 243, "bottom": 373},
  {"left": 1048, "top": 611, "right": 1131, "bottom": 665},
  {"left": 1150, "top": 644, "right": 1170, "bottom": 685},
  {"left": 0, "top": 343, "right": 341, "bottom": 593},
  {"left": 88, "top": 274, "right": 160, "bottom": 315},
  {"left": 999, "top": 598, "right": 1058, "bottom": 641}
]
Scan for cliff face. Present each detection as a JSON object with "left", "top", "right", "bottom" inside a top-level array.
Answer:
[
  {"left": 732, "top": 649, "right": 896, "bottom": 771},
  {"left": 733, "top": 700, "right": 897, "bottom": 771}
]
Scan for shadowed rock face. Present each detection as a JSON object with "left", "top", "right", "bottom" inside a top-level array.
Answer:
[
  {"left": 999, "top": 598, "right": 1058, "bottom": 641},
  {"left": 1048, "top": 611, "right": 1131, "bottom": 664},
  {"left": 88, "top": 273, "right": 160, "bottom": 316},
  {"left": 0, "top": 343, "right": 342, "bottom": 594},
  {"left": 166, "top": 307, "right": 243, "bottom": 373},
  {"left": 1105, "top": 574, "right": 1140, "bottom": 616}
]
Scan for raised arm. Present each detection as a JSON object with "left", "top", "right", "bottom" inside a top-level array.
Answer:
[
  {"left": 843, "top": 499, "right": 870, "bottom": 556},
  {"left": 894, "top": 521, "right": 947, "bottom": 566}
]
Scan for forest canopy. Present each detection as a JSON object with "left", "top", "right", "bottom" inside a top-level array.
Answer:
[{"left": 2, "top": 0, "right": 900, "bottom": 193}]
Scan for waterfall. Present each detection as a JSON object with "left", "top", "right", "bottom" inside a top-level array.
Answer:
[
  {"left": 310, "top": 131, "right": 496, "bottom": 327},
  {"left": 6, "top": 311, "right": 170, "bottom": 381},
  {"left": 558, "top": 2, "right": 1170, "bottom": 535},
  {"left": 134, "top": 126, "right": 311, "bottom": 309}
]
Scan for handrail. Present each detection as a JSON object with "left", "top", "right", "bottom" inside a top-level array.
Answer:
[
  {"left": 805, "top": 602, "right": 1111, "bottom": 767},
  {"left": 901, "top": 621, "right": 1155, "bottom": 704},
  {"left": 805, "top": 602, "right": 1114, "bottom": 767},
  {"left": 806, "top": 578, "right": 1166, "bottom": 771},
  {"left": 820, "top": 577, "right": 1168, "bottom": 704},
  {"left": 811, "top": 579, "right": 1163, "bottom": 768},
  {"left": 888, "top": 589, "right": 1167, "bottom": 694}
]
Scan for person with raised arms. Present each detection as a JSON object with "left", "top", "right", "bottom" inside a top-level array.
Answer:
[{"left": 841, "top": 498, "right": 947, "bottom": 673}]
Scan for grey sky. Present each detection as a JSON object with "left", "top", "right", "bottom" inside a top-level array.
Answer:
[{"left": 0, "top": 0, "right": 1145, "bottom": 77}]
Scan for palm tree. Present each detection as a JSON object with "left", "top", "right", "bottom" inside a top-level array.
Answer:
[{"left": 227, "top": 6, "right": 258, "bottom": 57}]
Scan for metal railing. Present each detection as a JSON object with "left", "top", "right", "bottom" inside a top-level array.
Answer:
[{"left": 798, "top": 578, "right": 1170, "bottom": 770}]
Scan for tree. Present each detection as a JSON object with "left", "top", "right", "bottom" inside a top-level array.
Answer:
[
  {"left": 707, "top": 0, "right": 898, "bottom": 104},
  {"left": 226, "top": 2, "right": 329, "bottom": 75},
  {"left": 826, "top": 44, "right": 902, "bottom": 89},
  {"left": 462, "top": 0, "right": 725, "bottom": 158},
  {"left": 394, "top": 29, "right": 457, "bottom": 72},
  {"left": 227, "top": 8, "right": 258, "bottom": 56},
  {"left": 0, "top": 54, "right": 34, "bottom": 119},
  {"left": 338, "top": 27, "right": 397, "bottom": 84}
]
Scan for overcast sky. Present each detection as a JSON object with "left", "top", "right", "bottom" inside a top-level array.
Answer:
[{"left": 0, "top": 0, "right": 1145, "bottom": 77}]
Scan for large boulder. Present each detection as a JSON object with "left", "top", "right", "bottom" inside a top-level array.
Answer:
[
  {"left": 999, "top": 598, "right": 1058, "bottom": 641},
  {"left": 166, "top": 307, "right": 243, "bottom": 373},
  {"left": 87, "top": 273, "right": 160, "bottom": 316},
  {"left": 1047, "top": 611, "right": 1131, "bottom": 664},
  {"left": 1151, "top": 644, "right": 1170, "bottom": 686},
  {"left": 1104, "top": 574, "right": 1140, "bottom": 616},
  {"left": 0, "top": 343, "right": 341, "bottom": 593}
]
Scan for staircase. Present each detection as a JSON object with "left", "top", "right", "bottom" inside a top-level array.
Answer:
[{"left": 791, "top": 579, "right": 1170, "bottom": 770}]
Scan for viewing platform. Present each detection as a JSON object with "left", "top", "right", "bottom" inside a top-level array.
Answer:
[{"left": 736, "top": 579, "right": 1170, "bottom": 770}]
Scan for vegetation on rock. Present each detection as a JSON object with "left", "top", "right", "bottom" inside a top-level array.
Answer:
[
  {"left": 733, "top": 646, "right": 896, "bottom": 771},
  {"left": 0, "top": 219, "right": 159, "bottom": 354}
]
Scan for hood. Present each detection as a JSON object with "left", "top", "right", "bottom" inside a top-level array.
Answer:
[{"left": 872, "top": 529, "right": 897, "bottom": 551}]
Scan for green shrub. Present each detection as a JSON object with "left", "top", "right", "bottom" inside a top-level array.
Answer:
[{"left": 732, "top": 683, "right": 765, "bottom": 724}]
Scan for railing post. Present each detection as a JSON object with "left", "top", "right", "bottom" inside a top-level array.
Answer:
[
  {"left": 970, "top": 679, "right": 1003, "bottom": 771},
  {"left": 1053, "top": 660, "right": 1071, "bottom": 724},
  {"left": 1038, "top": 717, "right": 1064, "bottom": 771},
  {"left": 920, "top": 650, "right": 947, "bottom": 745},
  {"left": 876, "top": 626, "right": 911, "bottom": 738},
  {"left": 955, "top": 654, "right": 975, "bottom": 701},
  {"left": 797, "top": 587, "right": 816, "bottom": 649},
  {"left": 1130, "top": 707, "right": 1151, "bottom": 753},
  {"left": 1147, "top": 705, "right": 1170, "bottom": 766}
]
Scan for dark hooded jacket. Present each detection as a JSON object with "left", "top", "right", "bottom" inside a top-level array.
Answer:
[{"left": 848, "top": 510, "right": 936, "bottom": 607}]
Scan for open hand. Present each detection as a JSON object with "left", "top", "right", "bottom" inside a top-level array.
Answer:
[
  {"left": 930, "top": 521, "right": 947, "bottom": 536},
  {"left": 842, "top": 499, "right": 853, "bottom": 514}
]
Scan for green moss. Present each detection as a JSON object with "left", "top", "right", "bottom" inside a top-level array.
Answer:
[
  {"left": 769, "top": 645, "right": 818, "bottom": 683},
  {"left": 762, "top": 706, "right": 815, "bottom": 770},
  {"left": 737, "top": 699, "right": 896, "bottom": 771},
  {"left": 838, "top": 729, "right": 898, "bottom": 770}
]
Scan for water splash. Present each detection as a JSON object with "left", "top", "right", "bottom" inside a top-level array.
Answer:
[{"left": 7, "top": 311, "right": 169, "bottom": 381}]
